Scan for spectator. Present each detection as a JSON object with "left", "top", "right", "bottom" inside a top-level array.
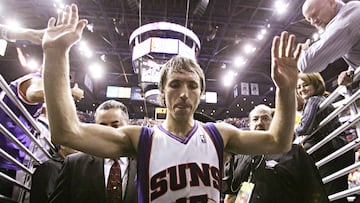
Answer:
[
  {"left": 297, "top": 0, "right": 360, "bottom": 86},
  {"left": 223, "top": 104, "right": 329, "bottom": 203},
  {"left": 0, "top": 70, "right": 83, "bottom": 197},
  {"left": 296, "top": 72, "right": 354, "bottom": 203}
]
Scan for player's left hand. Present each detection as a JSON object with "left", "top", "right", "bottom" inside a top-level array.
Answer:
[{"left": 271, "top": 31, "right": 301, "bottom": 90}]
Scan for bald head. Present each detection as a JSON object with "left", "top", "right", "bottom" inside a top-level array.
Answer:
[
  {"left": 249, "top": 105, "right": 273, "bottom": 131},
  {"left": 302, "top": 0, "right": 338, "bottom": 30}
]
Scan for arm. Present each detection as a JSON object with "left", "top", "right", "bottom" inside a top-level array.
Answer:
[
  {"left": 42, "top": 4, "right": 140, "bottom": 158},
  {"left": 18, "top": 76, "right": 45, "bottom": 104},
  {"left": 0, "top": 24, "right": 44, "bottom": 44},
  {"left": 19, "top": 76, "right": 84, "bottom": 104},
  {"left": 298, "top": 18, "right": 359, "bottom": 73},
  {"left": 221, "top": 31, "right": 300, "bottom": 155},
  {"left": 22, "top": 77, "right": 45, "bottom": 103},
  {"left": 295, "top": 97, "right": 322, "bottom": 136}
]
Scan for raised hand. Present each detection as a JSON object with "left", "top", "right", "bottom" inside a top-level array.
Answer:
[
  {"left": 42, "top": 4, "right": 87, "bottom": 52},
  {"left": 271, "top": 31, "right": 301, "bottom": 90}
]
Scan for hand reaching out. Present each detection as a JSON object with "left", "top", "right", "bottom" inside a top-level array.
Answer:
[
  {"left": 271, "top": 31, "right": 302, "bottom": 90},
  {"left": 337, "top": 70, "right": 354, "bottom": 86},
  {"left": 42, "top": 4, "right": 87, "bottom": 52},
  {"left": 71, "top": 83, "right": 84, "bottom": 101}
]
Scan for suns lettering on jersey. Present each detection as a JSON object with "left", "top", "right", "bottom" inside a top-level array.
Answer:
[{"left": 150, "top": 162, "right": 220, "bottom": 201}]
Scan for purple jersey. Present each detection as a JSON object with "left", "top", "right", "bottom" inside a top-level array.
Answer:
[{"left": 0, "top": 73, "right": 43, "bottom": 170}]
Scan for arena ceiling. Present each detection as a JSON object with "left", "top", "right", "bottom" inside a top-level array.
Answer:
[{"left": 0, "top": 0, "right": 348, "bottom": 119}]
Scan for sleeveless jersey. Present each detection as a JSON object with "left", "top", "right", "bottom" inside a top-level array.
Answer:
[{"left": 137, "top": 121, "right": 224, "bottom": 203}]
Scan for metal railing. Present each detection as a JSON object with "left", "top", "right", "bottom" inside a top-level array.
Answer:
[
  {"left": 300, "top": 67, "right": 360, "bottom": 201},
  {"left": 0, "top": 75, "right": 53, "bottom": 202}
]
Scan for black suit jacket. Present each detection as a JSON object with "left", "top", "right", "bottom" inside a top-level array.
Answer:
[
  {"left": 49, "top": 152, "right": 137, "bottom": 203},
  {"left": 30, "top": 154, "right": 63, "bottom": 203}
]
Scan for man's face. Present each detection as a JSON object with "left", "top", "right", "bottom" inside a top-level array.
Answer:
[
  {"left": 162, "top": 71, "right": 201, "bottom": 120},
  {"left": 302, "top": 0, "right": 337, "bottom": 30},
  {"left": 95, "top": 108, "right": 127, "bottom": 128},
  {"left": 249, "top": 109, "right": 272, "bottom": 131}
]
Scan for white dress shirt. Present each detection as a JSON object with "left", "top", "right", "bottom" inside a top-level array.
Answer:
[{"left": 104, "top": 157, "right": 129, "bottom": 199}]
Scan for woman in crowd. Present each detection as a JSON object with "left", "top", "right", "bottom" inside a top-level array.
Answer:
[{"left": 296, "top": 72, "right": 354, "bottom": 203}]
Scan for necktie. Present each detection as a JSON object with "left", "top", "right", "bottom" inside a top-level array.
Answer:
[{"left": 106, "top": 160, "right": 122, "bottom": 203}]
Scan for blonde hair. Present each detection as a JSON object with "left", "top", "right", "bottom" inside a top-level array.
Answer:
[{"left": 158, "top": 56, "right": 206, "bottom": 106}]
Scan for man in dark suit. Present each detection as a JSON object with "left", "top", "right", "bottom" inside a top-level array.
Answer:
[
  {"left": 49, "top": 100, "right": 137, "bottom": 203},
  {"left": 30, "top": 144, "right": 77, "bottom": 203}
]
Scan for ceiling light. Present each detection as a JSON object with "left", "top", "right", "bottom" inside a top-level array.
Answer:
[
  {"left": 89, "top": 63, "right": 103, "bottom": 79},
  {"left": 234, "top": 57, "right": 246, "bottom": 67},
  {"left": 274, "top": 0, "right": 289, "bottom": 15},
  {"left": 100, "top": 54, "right": 106, "bottom": 62},
  {"left": 27, "top": 59, "right": 40, "bottom": 71},
  {"left": 244, "top": 44, "right": 256, "bottom": 54}
]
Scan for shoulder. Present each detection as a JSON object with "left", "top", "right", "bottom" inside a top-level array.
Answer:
[
  {"left": 306, "top": 96, "right": 324, "bottom": 104},
  {"left": 66, "top": 152, "right": 96, "bottom": 163},
  {"left": 213, "top": 122, "right": 240, "bottom": 138},
  {"left": 339, "top": 2, "right": 360, "bottom": 24}
]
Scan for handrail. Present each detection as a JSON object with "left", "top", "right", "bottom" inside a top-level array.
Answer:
[
  {"left": 0, "top": 89, "right": 52, "bottom": 159},
  {"left": 319, "top": 67, "right": 360, "bottom": 111},
  {"left": 322, "top": 161, "right": 360, "bottom": 184},
  {"left": 317, "top": 138, "right": 360, "bottom": 167},
  {"left": 0, "top": 194, "right": 18, "bottom": 203},
  {"left": 328, "top": 185, "right": 360, "bottom": 202},
  {"left": 0, "top": 99, "right": 50, "bottom": 160},
  {"left": 0, "top": 124, "right": 41, "bottom": 165},
  {"left": 0, "top": 172, "right": 30, "bottom": 191},
  {"left": 307, "top": 112, "right": 360, "bottom": 154},
  {"left": 0, "top": 148, "right": 33, "bottom": 175},
  {"left": 300, "top": 88, "right": 360, "bottom": 145}
]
